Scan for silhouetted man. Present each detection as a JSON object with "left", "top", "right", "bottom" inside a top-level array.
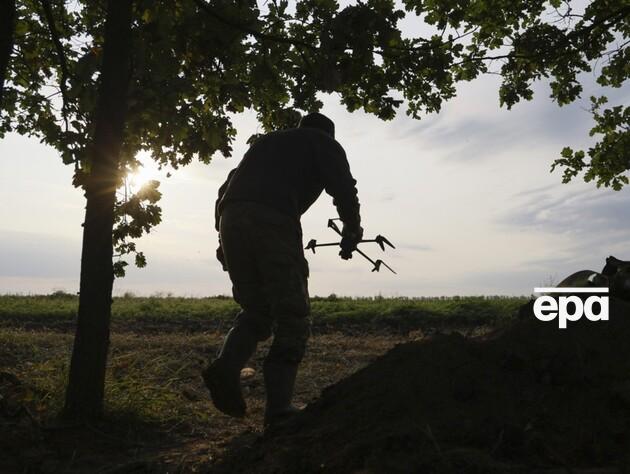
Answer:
[{"left": 202, "top": 112, "right": 363, "bottom": 426}]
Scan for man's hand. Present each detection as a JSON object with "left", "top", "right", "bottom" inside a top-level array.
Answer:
[
  {"left": 339, "top": 224, "right": 363, "bottom": 260},
  {"left": 216, "top": 244, "right": 228, "bottom": 271}
]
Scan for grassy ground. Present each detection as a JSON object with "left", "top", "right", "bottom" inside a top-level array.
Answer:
[
  {"left": 0, "top": 295, "right": 527, "bottom": 472},
  {"left": 0, "top": 293, "right": 528, "bottom": 332}
]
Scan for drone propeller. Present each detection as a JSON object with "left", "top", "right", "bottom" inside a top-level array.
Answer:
[{"left": 310, "top": 218, "right": 396, "bottom": 274}]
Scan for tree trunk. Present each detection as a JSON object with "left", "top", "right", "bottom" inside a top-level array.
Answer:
[
  {"left": 0, "top": 0, "right": 16, "bottom": 108},
  {"left": 63, "top": 0, "right": 133, "bottom": 421}
]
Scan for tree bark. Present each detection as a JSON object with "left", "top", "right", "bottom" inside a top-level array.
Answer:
[
  {"left": 63, "top": 0, "right": 133, "bottom": 420},
  {"left": 0, "top": 0, "right": 16, "bottom": 109}
]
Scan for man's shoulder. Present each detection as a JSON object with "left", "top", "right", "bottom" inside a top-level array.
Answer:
[
  {"left": 264, "top": 128, "right": 339, "bottom": 145},
  {"left": 252, "top": 128, "right": 344, "bottom": 160}
]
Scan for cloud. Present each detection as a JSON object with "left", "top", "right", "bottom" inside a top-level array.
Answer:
[
  {"left": 383, "top": 76, "right": 602, "bottom": 166},
  {"left": 380, "top": 192, "right": 397, "bottom": 202},
  {"left": 497, "top": 184, "right": 630, "bottom": 278},
  {"left": 423, "top": 101, "right": 591, "bottom": 163},
  {"left": 397, "top": 243, "right": 433, "bottom": 252},
  {"left": 452, "top": 268, "right": 562, "bottom": 296},
  {"left": 0, "top": 230, "right": 80, "bottom": 279},
  {"left": 500, "top": 186, "right": 630, "bottom": 238},
  {"left": 511, "top": 184, "right": 558, "bottom": 199}
]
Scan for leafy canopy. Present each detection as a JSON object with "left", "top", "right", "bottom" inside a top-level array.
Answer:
[{"left": 2, "top": 0, "right": 629, "bottom": 270}]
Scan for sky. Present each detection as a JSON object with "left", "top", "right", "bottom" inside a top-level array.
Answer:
[{"left": 1, "top": 25, "right": 628, "bottom": 298}]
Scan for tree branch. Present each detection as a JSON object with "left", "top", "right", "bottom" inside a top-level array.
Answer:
[
  {"left": 192, "top": 0, "right": 317, "bottom": 52},
  {"left": 0, "top": 0, "right": 16, "bottom": 110},
  {"left": 567, "top": 5, "right": 630, "bottom": 43},
  {"left": 38, "top": 0, "right": 71, "bottom": 132},
  {"left": 454, "top": 5, "right": 630, "bottom": 66}
]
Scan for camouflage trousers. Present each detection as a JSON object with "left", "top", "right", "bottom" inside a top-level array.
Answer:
[{"left": 220, "top": 201, "right": 311, "bottom": 364}]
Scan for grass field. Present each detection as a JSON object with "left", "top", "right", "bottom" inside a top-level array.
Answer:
[
  {"left": 0, "top": 293, "right": 528, "bottom": 332},
  {"left": 0, "top": 294, "right": 528, "bottom": 472}
]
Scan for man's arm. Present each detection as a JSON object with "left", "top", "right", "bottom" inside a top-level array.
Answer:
[
  {"left": 215, "top": 168, "right": 236, "bottom": 232},
  {"left": 214, "top": 168, "right": 236, "bottom": 270},
  {"left": 318, "top": 141, "right": 363, "bottom": 258}
]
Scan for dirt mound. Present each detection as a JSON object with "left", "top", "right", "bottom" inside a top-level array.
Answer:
[{"left": 215, "top": 298, "right": 630, "bottom": 473}]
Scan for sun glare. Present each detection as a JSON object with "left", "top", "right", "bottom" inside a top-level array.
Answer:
[{"left": 127, "top": 154, "right": 166, "bottom": 190}]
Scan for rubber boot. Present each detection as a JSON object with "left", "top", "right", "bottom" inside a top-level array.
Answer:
[
  {"left": 202, "top": 326, "right": 258, "bottom": 418},
  {"left": 263, "top": 360, "right": 301, "bottom": 427}
]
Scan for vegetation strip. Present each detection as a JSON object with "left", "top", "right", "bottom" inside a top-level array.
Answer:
[{"left": 0, "top": 295, "right": 528, "bottom": 333}]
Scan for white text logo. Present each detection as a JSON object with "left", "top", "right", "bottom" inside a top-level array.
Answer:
[{"left": 533, "top": 287, "right": 609, "bottom": 329}]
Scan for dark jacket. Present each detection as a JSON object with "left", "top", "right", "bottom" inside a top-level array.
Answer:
[{"left": 215, "top": 127, "right": 360, "bottom": 231}]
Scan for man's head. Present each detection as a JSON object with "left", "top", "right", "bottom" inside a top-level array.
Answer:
[{"left": 298, "top": 112, "right": 335, "bottom": 139}]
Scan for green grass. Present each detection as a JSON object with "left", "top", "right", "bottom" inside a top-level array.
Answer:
[{"left": 0, "top": 294, "right": 529, "bottom": 332}]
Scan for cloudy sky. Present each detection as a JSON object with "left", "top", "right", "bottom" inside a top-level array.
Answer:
[{"left": 1, "top": 34, "right": 628, "bottom": 297}]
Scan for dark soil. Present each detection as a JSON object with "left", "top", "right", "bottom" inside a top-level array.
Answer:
[{"left": 214, "top": 298, "right": 630, "bottom": 473}]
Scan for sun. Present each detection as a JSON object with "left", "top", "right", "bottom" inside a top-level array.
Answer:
[{"left": 127, "top": 153, "right": 165, "bottom": 190}]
